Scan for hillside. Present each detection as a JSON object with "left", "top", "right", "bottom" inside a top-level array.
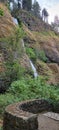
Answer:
[
  {"left": 12, "top": 9, "right": 59, "bottom": 84},
  {"left": 0, "top": 3, "right": 59, "bottom": 90},
  {"left": 0, "top": 4, "right": 59, "bottom": 129},
  {"left": 0, "top": 3, "right": 16, "bottom": 38},
  {"left": 0, "top": 3, "right": 31, "bottom": 92}
]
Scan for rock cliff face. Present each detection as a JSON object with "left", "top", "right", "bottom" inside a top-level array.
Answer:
[
  {"left": 24, "top": 26, "right": 59, "bottom": 84},
  {"left": 13, "top": 10, "right": 59, "bottom": 84},
  {"left": 0, "top": 4, "right": 59, "bottom": 85}
]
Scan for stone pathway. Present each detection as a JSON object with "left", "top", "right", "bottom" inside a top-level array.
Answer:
[
  {"left": 0, "top": 112, "right": 59, "bottom": 130},
  {"left": 38, "top": 112, "right": 59, "bottom": 130},
  {"left": 43, "top": 112, "right": 59, "bottom": 121}
]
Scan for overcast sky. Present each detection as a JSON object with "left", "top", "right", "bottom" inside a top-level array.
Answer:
[{"left": 35, "top": 0, "right": 59, "bottom": 24}]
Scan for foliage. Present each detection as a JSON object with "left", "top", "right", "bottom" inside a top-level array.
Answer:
[
  {"left": 9, "top": 77, "right": 59, "bottom": 101},
  {"left": 32, "top": 0, "right": 41, "bottom": 18},
  {"left": 42, "top": 8, "right": 49, "bottom": 22},
  {"left": 0, "top": 27, "right": 25, "bottom": 92},
  {"left": 0, "top": 77, "right": 59, "bottom": 117},
  {"left": 0, "top": 127, "right": 2, "bottom": 130},
  {"left": 0, "top": 8, "right": 4, "bottom": 16},
  {"left": 22, "top": 0, "right": 32, "bottom": 11},
  {"left": 35, "top": 50, "right": 48, "bottom": 62},
  {"left": 26, "top": 47, "right": 36, "bottom": 61}
]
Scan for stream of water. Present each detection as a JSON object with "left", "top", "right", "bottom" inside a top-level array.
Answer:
[
  {"left": 29, "top": 60, "right": 38, "bottom": 78},
  {"left": 12, "top": 18, "right": 38, "bottom": 78},
  {"left": 12, "top": 17, "right": 18, "bottom": 25},
  {"left": 21, "top": 39, "right": 38, "bottom": 78}
]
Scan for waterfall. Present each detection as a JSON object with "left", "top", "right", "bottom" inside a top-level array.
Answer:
[
  {"left": 12, "top": 17, "right": 18, "bottom": 25},
  {"left": 20, "top": 39, "right": 38, "bottom": 78},
  {"left": 12, "top": 17, "right": 38, "bottom": 78},
  {"left": 30, "top": 60, "right": 38, "bottom": 78},
  {"left": 21, "top": 39, "right": 25, "bottom": 48}
]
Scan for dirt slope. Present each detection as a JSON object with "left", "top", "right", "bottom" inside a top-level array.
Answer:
[{"left": 0, "top": 3, "right": 16, "bottom": 38}]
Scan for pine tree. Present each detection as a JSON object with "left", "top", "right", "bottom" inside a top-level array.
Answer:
[
  {"left": 17, "top": 0, "right": 21, "bottom": 9},
  {"left": 32, "top": 0, "right": 41, "bottom": 18},
  {"left": 42, "top": 8, "right": 49, "bottom": 23},
  {"left": 22, "top": 0, "right": 32, "bottom": 11}
]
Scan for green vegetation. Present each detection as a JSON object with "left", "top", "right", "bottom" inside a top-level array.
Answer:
[
  {"left": 0, "top": 77, "right": 59, "bottom": 118},
  {"left": 0, "top": 8, "right": 4, "bottom": 16},
  {"left": 26, "top": 47, "right": 36, "bottom": 61},
  {"left": 0, "top": 127, "right": 2, "bottom": 130},
  {"left": 26, "top": 47, "right": 47, "bottom": 62},
  {"left": 0, "top": 27, "right": 25, "bottom": 92},
  {"left": 35, "top": 50, "right": 48, "bottom": 62}
]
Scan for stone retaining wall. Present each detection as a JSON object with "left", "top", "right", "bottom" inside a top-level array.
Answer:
[{"left": 3, "top": 99, "right": 53, "bottom": 130}]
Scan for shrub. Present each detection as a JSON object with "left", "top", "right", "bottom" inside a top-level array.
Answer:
[
  {"left": 0, "top": 8, "right": 4, "bottom": 16},
  {"left": 0, "top": 77, "right": 59, "bottom": 117},
  {"left": 9, "top": 77, "right": 59, "bottom": 101},
  {"left": 26, "top": 47, "right": 36, "bottom": 61},
  {"left": 35, "top": 50, "right": 48, "bottom": 62},
  {"left": 0, "top": 127, "right": 2, "bottom": 130}
]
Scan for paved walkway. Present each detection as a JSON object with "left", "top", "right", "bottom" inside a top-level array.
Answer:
[{"left": 38, "top": 112, "right": 59, "bottom": 130}]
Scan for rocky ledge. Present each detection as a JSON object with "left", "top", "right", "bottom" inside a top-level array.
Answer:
[{"left": 3, "top": 99, "right": 53, "bottom": 130}]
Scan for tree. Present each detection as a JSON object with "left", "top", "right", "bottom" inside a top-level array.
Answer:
[
  {"left": 22, "top": 0, "right": 32, "bottom": 11},
  {"left": 32, "top": 0, "right": 41, "bottom": 18},
  {"left": 17, "top": 0, "right": 21, "bottom": 9},
  {"left": 54, "top": 15, "right": 59, "bottom": 25},
  {"left": 51, "top": 16, "right": 59, "bottom": 33},
  {"left": 42, "top": 8, "right": 49, "bottom": 23}
]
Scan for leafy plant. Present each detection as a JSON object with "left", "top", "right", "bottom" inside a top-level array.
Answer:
[
  {"left": 0, "top": 8, "right": 4, "bottom": 16},
  {"left": 26, "top": 47, "right": 36, "bottom": 61},
  {"left": 0, "top": 77, "right": 59, "bottom": 117},
  {"left": 35, "top": 50, "right": 48, "bottom": 62},
  {"left": 0, "top": 127, "right": 3, "bottom": 130}
]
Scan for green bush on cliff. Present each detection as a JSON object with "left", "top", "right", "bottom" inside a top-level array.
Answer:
[
  {"left": 35, "top": 49, "right": 48, "bottom": 62},
  {"left": 26, "top": 47, "right": 36, "bottom": 61},
  {"left": 0, "top": 8, "right": 4, "bottom": 16}
]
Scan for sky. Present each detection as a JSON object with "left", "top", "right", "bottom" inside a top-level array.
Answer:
[{"left": 35, "top": 0, "right": 59, "bottom": 24}]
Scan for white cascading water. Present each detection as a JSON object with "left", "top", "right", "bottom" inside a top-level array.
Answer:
[
  {"left": 29, "top": 60, "right": 38, "bottom": 78},
  {"left": 12, "top": 17, "right": 18, "bottom": 25},
  {"left": 12, "top": 17, "right": 38, "bottom": 78},
  {"left": 21, "top": 40, "right": 38, "bottom": 78}
]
